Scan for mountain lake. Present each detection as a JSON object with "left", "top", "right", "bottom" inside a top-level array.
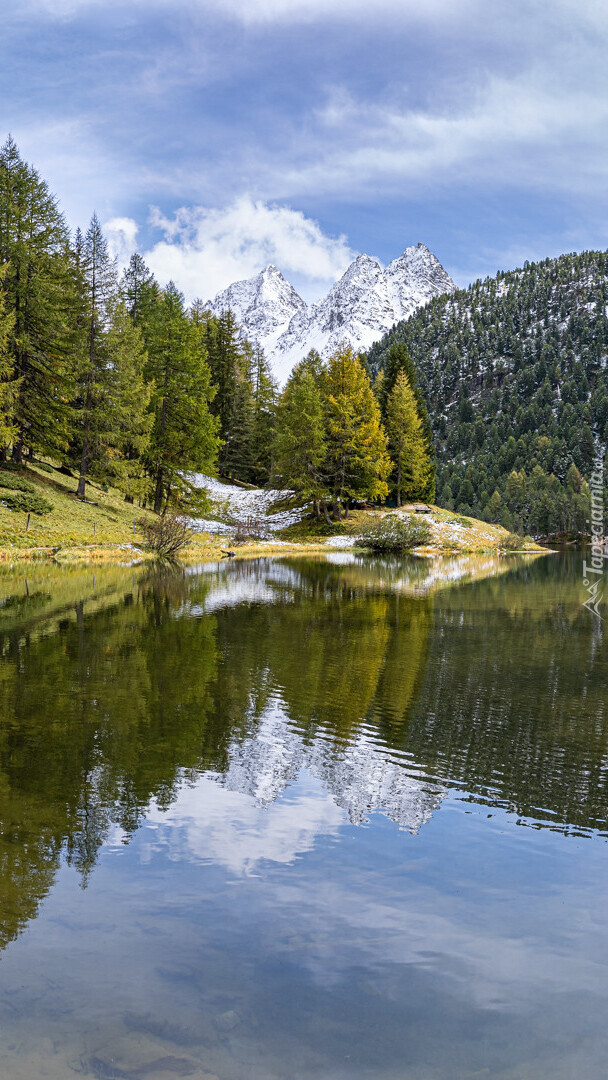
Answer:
[{"left": 0, "top": 550, "right": 606, "bottom": 1080}]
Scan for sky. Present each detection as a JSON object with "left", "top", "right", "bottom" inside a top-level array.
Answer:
[{"left": 2, "top": 0, "right": 608, "bottom": 302}]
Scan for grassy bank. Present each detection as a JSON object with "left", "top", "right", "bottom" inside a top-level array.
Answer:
[{"left": 0, "top": 463, "right": 544, "bottom": 564}]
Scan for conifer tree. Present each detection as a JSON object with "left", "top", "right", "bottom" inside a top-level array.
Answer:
[
  {"left": 273, "top": 359, "right": 327, "bottom": 514},
  {"left": 0, "top": 136, "right": 76, "bottom": 462},
  {"left": 0, "top": 267, "right": 19, "bottom": 453},
  {"left": 321, "top": 346, "right": 390, "bottom": 518},
  {"left": 101, "top": 302, "right": 152, "bottom": 499},
  {"left": 120, "top": 254, "right": 159, "bottom": 330},
  {"left": 385, "top": 370, "right": 432, "bottom": 505},
  {"left": 249, "top": 345, "right": 277, "bottom": 484},
  {"left": 203, "top": 309, "right": 249, "bottom": 475},
  {"left": 146, "top": 283, "right": 220, "bottom": 512},
  {"left": 73, "top": 213, "right": 119, "bottom": 497},
  {"left": 377, "top": 341, "right": 435, "bottom": 501}
]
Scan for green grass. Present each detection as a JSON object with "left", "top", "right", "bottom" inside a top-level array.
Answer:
[{"left": 0, "top": 461, "right": 154, "bottom": 554}]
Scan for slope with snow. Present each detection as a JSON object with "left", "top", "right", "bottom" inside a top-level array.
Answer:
[{"left": 206, "top": 243, "right": 455, "bottom": 383}]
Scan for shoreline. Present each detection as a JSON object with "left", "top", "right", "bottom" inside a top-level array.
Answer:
[{"left": 0, "top": 536, "right": 553, "bottom": 567}]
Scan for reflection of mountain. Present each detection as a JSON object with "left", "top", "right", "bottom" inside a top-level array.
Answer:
[
  {"left": 1, "top": 553, "right": 607, "bottom": 952},
  {"left": 215, "top": 704, "right": 446, "bottom": 832}
]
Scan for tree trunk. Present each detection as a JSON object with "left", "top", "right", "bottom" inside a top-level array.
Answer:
[
  {"left": 154, "top": 469, "right": 164, "bottom": 514},
  {"left": 77, "top": 414, "right": 90, "bottom": 497},
  {"left": 11, "top": 438, "right": 23, "bottom": 466},
  {"left": 396, "top": 461, "right": 402, "bottom": 507},
  {"left": 321, "top": 502, "right": 332, "bottom": 526}
]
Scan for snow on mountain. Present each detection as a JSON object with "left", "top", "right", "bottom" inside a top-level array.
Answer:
[
  {"left": 206, "top": 263, "right": 306, "bottom": 361},
  {"left": 206, "top": 243, "right": 455, "bottom": 384}
]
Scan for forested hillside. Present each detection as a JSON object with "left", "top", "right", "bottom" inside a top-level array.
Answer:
[{"left": 368, "top": 251, "right": 608, "bottom": 534}]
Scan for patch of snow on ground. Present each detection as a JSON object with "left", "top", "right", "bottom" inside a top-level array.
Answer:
[
  {"left": 324, "top": 535, "right": 359, "bottom": 548},
  {"left": 189, "top": 474, "right": 303, "bottom": 534}
]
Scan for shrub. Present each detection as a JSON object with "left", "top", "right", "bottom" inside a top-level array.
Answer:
[
  {"left": 357, "top": 513, "right": 432, "bottom": 552},
  {"left": 0, "top": 471, "right": 36, "bottom": 493},
  {"left": 0, "top": 489, "right": 53, "bottom": 514},
  {"left": 138, "top": 513, "right": 193, "bottom": 557},
  {"left": 500, "top": 531, "right": 525, "bottom": 550}
]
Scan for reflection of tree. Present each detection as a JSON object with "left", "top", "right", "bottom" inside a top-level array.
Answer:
[
  {"left": 0, "top": 566, "right": 219, "bottom": 948},
  {"left": 2, "top": 552, "right": 604, "bottom": 953},
  {"left": 402, "top": 562, "right": 608, "bottom": 833}
]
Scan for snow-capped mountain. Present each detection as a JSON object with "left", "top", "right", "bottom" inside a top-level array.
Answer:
[{"left": 206, "top": 243, "right": 455, "bottom": 384}]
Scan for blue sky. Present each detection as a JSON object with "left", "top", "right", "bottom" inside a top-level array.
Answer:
[{"left": 3, "top": 0, "right": 608, "bottom": 301}]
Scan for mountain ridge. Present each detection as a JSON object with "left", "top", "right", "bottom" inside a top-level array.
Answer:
[{"left": 206, "top": 242, "right": 456, "bottom": 383}]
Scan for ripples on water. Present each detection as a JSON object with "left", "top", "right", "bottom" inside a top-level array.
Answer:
[{"left": 0, "top": 552, "right": 607, "bottom": 1079}]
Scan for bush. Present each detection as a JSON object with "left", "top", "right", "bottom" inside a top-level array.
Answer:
[
  {"left": 138, "top": 513, "right": 193, "bottom": 557},
  {"left": 0, "top": 489, "right": 53, "bottom": 514},
  {"left": 357, "top": 513, "right": 432, "bottom": 552},
  {"left": 0, "top": 471, "right": 36, "bottom": 493},
  {"left": 500, "top": 531, "right": 525, "bottom": 550}
]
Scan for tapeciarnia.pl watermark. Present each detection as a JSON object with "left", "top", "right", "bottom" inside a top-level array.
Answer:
[{"left": 582, "top": 456, "right": 606, "bottom": 619}]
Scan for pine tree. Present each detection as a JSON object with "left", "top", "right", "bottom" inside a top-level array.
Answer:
[
  {"left": 385, "top": 370, "right": 432, "bottom": 505},
  {"left": 0, "top": 136, "right": 76, "bottom": 462},
  {"left": 273, "top": 360, "right": 327, "bottom": 514},
  {"left": 146, "top": 283, "right": 220, "bottom": 512},
  {"left": 321, "top": 346, "right": 390, "bottom": 518}
]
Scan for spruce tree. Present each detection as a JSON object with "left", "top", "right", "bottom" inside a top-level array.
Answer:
[
  {"left": 203, "top": 309, "right": 248, "bottom": 475},
  {"left": 273, "top": 360, "right": 327, "bottom": 514},
  {"left": 120, "top": 254, "right": 159, "bottom": 330},
  {"left": 377, "top": 341, "right": 435, "bottom": 501},
  {"left": 146, "top": 283, "right": 220, "bottom": 512},
  {"left": 101, "top": 302, "right": 152, "bottom": 500},
  {"left": 249, "top": 345, "right": 277, "bottom": 485},
  {"left": 385, "top": 370, "right": 432, "bottom": 505}
]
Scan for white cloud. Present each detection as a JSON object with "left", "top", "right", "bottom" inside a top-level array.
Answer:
[
  {"left": 195, "top": 0, "right": 472, "bottom": 23},
  {"left": 141, "top": 196, "right": 355, "bottom": 301},
  {"left": 104, "top": 216, "right": 139, "bottom": 269},
  {"left": 272, "top": 65, "right": 608, "bottom": 201}
]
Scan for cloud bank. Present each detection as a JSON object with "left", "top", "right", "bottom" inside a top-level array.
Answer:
[{"left": 115, "top": 197, "right": 356, "bottom": 301}]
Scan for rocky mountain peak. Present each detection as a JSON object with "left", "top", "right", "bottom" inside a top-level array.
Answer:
[{"left": 206, "top": 243, "right": 455, "bottom": 384}]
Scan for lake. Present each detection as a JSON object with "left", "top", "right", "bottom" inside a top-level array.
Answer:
[{"left": 0, "top": 551, "right": 607, "bottom": 1080}]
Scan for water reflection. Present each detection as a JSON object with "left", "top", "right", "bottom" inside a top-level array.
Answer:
[
  {"left": 1, "top": 552, "right": 608, "bottom": 1079},
  {"left": 0, "top": 552, "right": 606, "bottom": 955}
]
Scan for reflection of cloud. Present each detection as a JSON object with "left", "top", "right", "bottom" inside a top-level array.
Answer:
[
  {"left": 144, "top": 772, "right": 345, "bottom": 876},
  {"left": 142, "top": 696, "right": 448, "bottom": 879}
]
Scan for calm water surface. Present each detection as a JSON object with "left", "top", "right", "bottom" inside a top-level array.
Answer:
[{"left": 0, "top": 552, "right": 607, "bottom": 1079}]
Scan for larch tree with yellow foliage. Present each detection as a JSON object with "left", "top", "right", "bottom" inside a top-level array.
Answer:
[{"left": 321, "top": 346, "right": 391, "bottom": 519}]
